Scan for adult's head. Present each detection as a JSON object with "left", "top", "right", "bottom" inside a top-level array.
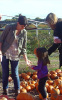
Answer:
[
  {"left": 46, "top": 13, "right": 58, "bottom": 30},
  {"left": 17, "top": 15, "right": 28, "bottom": 30}
]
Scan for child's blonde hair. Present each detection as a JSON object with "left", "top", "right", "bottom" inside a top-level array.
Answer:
[
  {"left": 34, "top": 47, "right": 50, "bottom": 66},
  {"left": 46, "top": 13, "right": 58, "bottom": 25}
]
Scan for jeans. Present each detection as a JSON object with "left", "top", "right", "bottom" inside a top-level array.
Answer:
[{"left": 1, "top": 56, "right": 20, "bottom": 90}]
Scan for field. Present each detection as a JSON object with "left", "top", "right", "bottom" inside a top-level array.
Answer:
[{"left": 0, "top": 52, "right": 62, "bottom": 100}]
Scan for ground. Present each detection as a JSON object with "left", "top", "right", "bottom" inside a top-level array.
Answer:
[
  {"left": 0, "top": 53, "right": 60, "bottom": 100},
  {"left": 0, "top": 77, "right": 51, "bottom": 100}
]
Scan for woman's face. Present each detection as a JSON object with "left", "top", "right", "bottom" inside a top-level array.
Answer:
[
  {"left": 47, "top": 22, "right": 55, "bottom": 30},
  {"left": 17, "top": 22, "right": 25, "bottom": 30},
  {"left": 49, "top": 24, "right": 55, "bottom": 30}
]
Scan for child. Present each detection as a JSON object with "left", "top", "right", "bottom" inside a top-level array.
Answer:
[{"left": 29, "top": 47, "right": 50, "bottom": 100}]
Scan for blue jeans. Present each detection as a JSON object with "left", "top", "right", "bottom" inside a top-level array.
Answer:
[{"left": 1, "top": 56, "right": 20, "bottom": 90}]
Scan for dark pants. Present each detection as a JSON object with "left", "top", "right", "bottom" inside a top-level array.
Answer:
[
  {"left": 48, "top": 43, "right": 62, "bottom": 68},
  {"left": 38, "top": 76, "right": 48, "bottom": 99},
  {"left": 1, "top": 56, "right": 20, "bottom": 90}
]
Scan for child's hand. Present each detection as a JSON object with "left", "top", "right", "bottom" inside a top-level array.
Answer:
[{"left": 29, "top": 65, "right": 35, "bottom": 69}]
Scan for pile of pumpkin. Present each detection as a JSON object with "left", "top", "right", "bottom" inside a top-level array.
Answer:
[{"left": 1, "top": 69, "right": 62, "bottom": 100}]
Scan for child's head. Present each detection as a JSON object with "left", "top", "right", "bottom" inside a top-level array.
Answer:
[{"left": 34, "top": 47, "right": 50, "bottom": 65}]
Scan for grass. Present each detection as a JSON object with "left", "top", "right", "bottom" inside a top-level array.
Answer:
[
  {"left": 0, "top": 52, "right": 62, "bottom": 78},
  {"left": 18, "top": 52, "right": 62, "bottom": 74}
]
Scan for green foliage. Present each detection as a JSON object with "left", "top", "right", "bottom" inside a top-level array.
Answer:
[{"left": 27, "top": 29, "right": 54, "bottom": 53}]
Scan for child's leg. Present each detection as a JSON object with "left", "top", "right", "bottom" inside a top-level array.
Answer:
[{"left": 38, "top": 76, "right": 48, "bottom": 99}]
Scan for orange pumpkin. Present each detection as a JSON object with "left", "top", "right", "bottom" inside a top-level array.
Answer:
[
  {"left": 54, "top": 79, "right": 61, "bottom": 85},
  {"left": 47, "top": 85, "right": 54, "bottom": 93},
  {"left": 29, "top": 84, "right": 35, "bottom": 90},
  {"left": 20, "top": 88, "right": 27, "bottom": 93},
  {"left": 33, "top": 71, "right": 37, "bottom": 75},
  {"left": 27, "top": 72, "right": 31, "bottom": 76},
  {"left": 56, "top": 95, "right": 62, "bottom": 100},
  {"left": 60, "top": 88, "right": 62, "bottom": 94},
  {"left": 50, "top": 70, "right": 57, "bottom": 74},
  {"left": 47, "top": 80, "right": 53, "bottom": 85},
  {"left": 25, "top": 85, "right": 31, "bottom": 91},
  {"left": 51, "top": 88, "right": 60, "bottom": 100},
  {"left": 55, "top": 69, "right": 61, "bottom": 73},
  {"left": 32, "top": 75, "right": 37, "bottom": 80},
  {"left": 16, "top": 93, "right": 35, "bottom": 100},
  {"left": 57, "top": 72, "right": 62, "bottom": 77},
  {"left": 50, "top": 74, "right": 58, "bottom": 79},
  {"left": 24, "top": 74, "right": 30, "bottom": 80}
]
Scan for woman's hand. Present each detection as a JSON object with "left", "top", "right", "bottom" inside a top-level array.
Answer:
[
  {"left": 26, "top": 59, "right": 32, "bottom": 66},
  {"left": 54, "top": 37, "right": 61, "bottom": 43}
]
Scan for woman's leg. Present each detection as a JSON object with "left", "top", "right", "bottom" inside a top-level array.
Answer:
[
  {"left": 10, "top": 60, "right": 20, "bottom": 91},
  {"left": 1, "top": 56, "right": 9, "bottom": 94},
  {"left": 38, "top": 76, "right": 48, "bottom": 99}
]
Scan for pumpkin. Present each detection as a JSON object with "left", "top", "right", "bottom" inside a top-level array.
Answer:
[
  {"left": 50, "top": 70, "right": 57, "bottom": 74},
  {"left": 25, "top": 85, "right": 31, "bottom": 91},
  {"left": 16, "top": 93, "right": 35, "bottom": 100},
  {"left": 57, "top": 72, "right": 62, "bottom": 77},
  {"left": 55, "top": 69, "right": 61, "bottom": 73},
  {"left": 46, "top": 82, "right": 49, "bottom": 88},
  {"left": 51, "top": 88, "right": 60, "bottom": 95},
  {"left": 29, "top": 84, "right": 35, "bottom": 90},
  {"left": 0, "top": 95, "right": 9, "bottom": 100},
  {"left": 20, "top": 88, "right": 27, "bottom": 93},
  {"left": 31, "top": 80, "right": 36, "bottom": 84},
  {"left": 33, "top": 71, "right": 37, "bottom": 75},
  {"left": 56, "top": 95, "right": 62, "bottom": 100},
  {"left": 32, "top": 75, "right": 37, "bottom": 80},
  {"left": 47, "top": 85, "right": 54, "bottom": 93},
  {"left": 26, "top": 72, "right": 31, "bottom": 76},
  {"left": 21, "top": 73, "right": 26, "bottom": 78},
  {"left": 60, "top": 88, "right": 62, "bottom": 94},
  {"left": 24, "top": 74, "right": 30, "bottom": 80},
  {"left": 47, "top": 80, "right": 53, "bottom": 85},
  {"left": 54, "top": 79, "right": 61, "bottom": 86},
  {"left": 51, "top": 88, "right": 60, "bottom": 100},
  {"left": 50, "top": 74, "right": 58, "bottom": 79}
]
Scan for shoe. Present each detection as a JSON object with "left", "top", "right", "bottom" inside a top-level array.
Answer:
[{"left": 3, "top": 89, "right": 8, "bottom": 95}]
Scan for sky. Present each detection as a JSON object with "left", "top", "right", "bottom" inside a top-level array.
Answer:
[{"left": 0, "top": 0, "right": 62, "bottom": 20}]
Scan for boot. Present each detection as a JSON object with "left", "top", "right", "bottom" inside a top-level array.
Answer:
[{"left": 3, "top": 89, "right": 8, "bottom": 95}]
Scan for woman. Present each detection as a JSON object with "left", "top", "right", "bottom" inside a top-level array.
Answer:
[
  {"left": 46, "top": 13, "right": 62, "bottom": 68},
  {"left": 0, "top": 15, "right": 31, "bottom": 95}
]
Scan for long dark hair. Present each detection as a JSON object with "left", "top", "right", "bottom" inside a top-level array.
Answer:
[{"left": 34, "top": 47, "right": 50, "bottom": 66}]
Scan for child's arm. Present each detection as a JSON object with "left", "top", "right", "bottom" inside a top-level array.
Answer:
[{"left": 30, "top": 64, "right": 41, "bottom": 70}]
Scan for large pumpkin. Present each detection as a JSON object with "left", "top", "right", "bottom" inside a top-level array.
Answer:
[
  {"left": 56, "top": 95, "right": 62, "bottom": 100},
  {"left": 16, "top": 93, "right": 35, "bottom": 100}
]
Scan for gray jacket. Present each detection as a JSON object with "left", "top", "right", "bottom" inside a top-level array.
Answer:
[{"left": 0, "top": 24, "right": 27, "bottom": 57}]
